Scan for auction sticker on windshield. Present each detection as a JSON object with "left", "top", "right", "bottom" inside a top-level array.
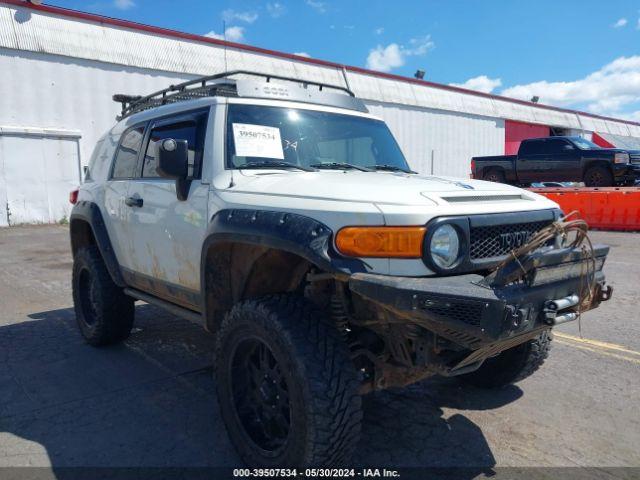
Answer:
[{"left": 232, "top": 123, "right": 284, "bottom": 159}]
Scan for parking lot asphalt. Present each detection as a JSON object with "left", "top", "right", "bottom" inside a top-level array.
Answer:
[{"left": 0, "top": 225, "right": 639, "bottom": 474}]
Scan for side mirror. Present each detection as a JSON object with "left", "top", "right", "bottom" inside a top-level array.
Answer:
[{"left": 157, "top": 138, "right": 189, "bottom": 179}]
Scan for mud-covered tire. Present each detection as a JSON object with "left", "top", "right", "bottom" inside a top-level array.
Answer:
[
  {"left": 584, "top": 166, "right": 613, "bottom": 187},
  {"left": 458, "top": 331, "right": 552, "bottom": 388},
  {"left": 483, "top": 168, "right": 506, "bottom": 183},
  {"left": 214, "top": 294, "right": 362, "bottom": 467},
  {"left": 72, "top": 246, "right": 134, "bottom": 346}
]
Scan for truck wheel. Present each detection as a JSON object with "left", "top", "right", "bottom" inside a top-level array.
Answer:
[
  {"left": 215, "top": 295, "right": 362, "bottom": 467},
  {"left": 72, "top": 246, "right": 135, "bottom": 346},
  {"left": 584, "top": 166, "right": 613, "bottom": 187},
  {"left": 483, "top": 169, "right": 505, "bottom": 183},
  {"left": 458, "top": 331, "right": 552, "bottom": 389}
]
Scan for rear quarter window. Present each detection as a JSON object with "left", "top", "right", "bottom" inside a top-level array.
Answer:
[{"left": 111, "top": 126, "right": 145, "bottom": 179}]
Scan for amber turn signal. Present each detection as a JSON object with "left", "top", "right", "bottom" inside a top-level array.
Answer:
[{"left": 335, "top": 226, "right": 426, "bottom": 258}]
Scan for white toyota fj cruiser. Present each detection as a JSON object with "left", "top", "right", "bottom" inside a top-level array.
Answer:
[{"left": 70, "top": 71, "right": 612, "bottom": 467}]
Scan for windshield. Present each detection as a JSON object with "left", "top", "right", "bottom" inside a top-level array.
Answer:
[
  {"left": 226, "top": 104, "right": 410, "bottom": 171},
  {"left": 571, "top": 137, "right": 601, "bottom": 150}
]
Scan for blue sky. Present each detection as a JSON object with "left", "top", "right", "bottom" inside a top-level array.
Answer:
[{"left": 49, "top": 0, "right": 640, "bottom": 120}]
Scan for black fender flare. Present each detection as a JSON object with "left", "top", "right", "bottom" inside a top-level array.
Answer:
[
  {"left": 199, "top": 209, "right": 366, "bottom": 321},
  {"left": 69, "top": 201, "right": 126, "bottom": 287}
]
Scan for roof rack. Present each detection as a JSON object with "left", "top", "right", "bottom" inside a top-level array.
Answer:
[{"left": 113, "top": 70, "right": 357, "bottom": 120}]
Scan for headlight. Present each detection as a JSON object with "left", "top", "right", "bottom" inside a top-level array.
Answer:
[
  {"left": 429, "top": 224, "right": 461, "bottom": 269},
  {"left": 614, "top": 152, "right": 630, "bottom": 164}
]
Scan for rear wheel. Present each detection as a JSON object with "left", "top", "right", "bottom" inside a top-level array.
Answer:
[
  {"left": 584, "top": 166, "right": 613, "bottom": 187},
  {"left": 215, "top": 295, "right": 362, "bottom": 467},
  {"left": 483, "top": 169, "right": 506, "bottom": 183},
  {"left": 458, "top": 331, "right": 552, "bottom": 388},
  {"left": 72, "top": 246, "right": 134, "bottom": 346}
]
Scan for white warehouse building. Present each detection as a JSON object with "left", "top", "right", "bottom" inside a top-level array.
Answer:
[{"left": 2, "top": 0, "right": 640, "bottom": 226}]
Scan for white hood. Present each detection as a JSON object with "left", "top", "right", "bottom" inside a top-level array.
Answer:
[{"left": 224, "top": 170, "right": 556, "bottom": 209}]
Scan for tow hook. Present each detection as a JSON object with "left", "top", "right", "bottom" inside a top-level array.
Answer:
[{"left": 543, "top": 294, "right": 580, "bottom": 326}]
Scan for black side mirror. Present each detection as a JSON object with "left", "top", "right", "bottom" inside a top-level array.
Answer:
[
  {"left": 156, "top": 138, "right": 191, "bottom": 201},
  {"left": 157, "top": 138, "right": 189, "bottom": 179}
]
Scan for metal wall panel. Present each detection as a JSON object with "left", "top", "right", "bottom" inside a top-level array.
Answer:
[
  {"left": 1, "top": 3, "right": 636, "bottom": 135},
  {"left": 0, "top": 47, "right": 198, "bottom": 167},
  {"left": 365, "top": 101, "right": 505, "bottom": 178}
]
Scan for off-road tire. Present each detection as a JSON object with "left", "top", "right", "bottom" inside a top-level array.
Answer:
[
  {"left": 72, "top": 246, "right": 134, "bottom": 346},
  {"left": 584, "top": 166, "right": 613, "bottom": 187},
  {"left": 459, "top": 331, "right": 552, "bottom": 388},
  {"left": 483, "top": 168, "right": 506, "bottom": 183},
  {"left": 214, "top": 294, "right": 362, "bottom": 467}
]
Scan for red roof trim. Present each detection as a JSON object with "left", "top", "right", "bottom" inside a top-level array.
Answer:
[{"left": 3, "top": 0, "right": 640, "bottom": 128}]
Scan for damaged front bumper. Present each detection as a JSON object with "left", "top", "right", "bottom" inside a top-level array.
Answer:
[{"left": 349, "top": 244, "right": 612, "bottom": 372}]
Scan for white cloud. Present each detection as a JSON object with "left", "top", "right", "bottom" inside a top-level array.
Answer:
[
  {"left": 500, "top": 56, "right": 640, "bottom": 119},
  {"left": 306, "top": 0, "right": 326, "bottom": 13},
  {"left": 450, "top": 75, "right": 502, "bottom": 93},
  {"left": 113, "top": 0, "right": 135, "bottom": 10},
  {"left": 293, "top": 52, "right": 311, "bottom": 58},
  {"left": 205, "top": 26, "right": 245, "bottom": 42},
  {"left": 613, "top": 18, "right": 628, "bottom": 28},
  {"left": 267, "top": 2, "right": 286, "bottom": 18},
  {"left": 222, "top": 9, "right": 258, "bottom": 24},
  {"left": 375, "top": 27, "right": 384, "bottom": 35},
  {"left": 365, "top": 36, "right": 434, "bottom": 72}
]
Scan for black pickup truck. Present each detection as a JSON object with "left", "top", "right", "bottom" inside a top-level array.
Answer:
[{"left": 471, "top": 136, "right": 640, "bottom": 187}]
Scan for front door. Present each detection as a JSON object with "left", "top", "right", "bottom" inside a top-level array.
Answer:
[
  {"left": 124, "top": 109, "right": 210, "bottom": 310},
  {"left": 544, "top": 138, "right": 580, "bottom": 182}
]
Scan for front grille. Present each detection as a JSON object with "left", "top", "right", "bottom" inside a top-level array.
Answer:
[
  {"left": 470, "top": 220, "right": 552, "bottom": 259},
  {"left": 630, "top": 153, "right": 640, "bottom": 165}
]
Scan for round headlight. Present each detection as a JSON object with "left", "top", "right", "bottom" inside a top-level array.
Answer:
[{"left": 430, "top": 224, "right": 460, "bottom": 269}]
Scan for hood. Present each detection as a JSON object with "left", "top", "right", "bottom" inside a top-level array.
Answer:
[{"left": 230, "top": 170, "right": 534, "bottom": 206}]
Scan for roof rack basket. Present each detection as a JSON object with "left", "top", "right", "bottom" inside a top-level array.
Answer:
[{"left": 113, "top": 70, "right": 355, "bottom": 120}]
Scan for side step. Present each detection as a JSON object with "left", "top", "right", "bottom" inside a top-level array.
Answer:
[{"left": 124, "top": 288, "right": 203, "bottom": 325}]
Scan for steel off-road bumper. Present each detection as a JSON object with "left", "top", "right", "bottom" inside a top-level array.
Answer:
[{"left": 349, "top": 245, "right": 612, "bottom": 358}]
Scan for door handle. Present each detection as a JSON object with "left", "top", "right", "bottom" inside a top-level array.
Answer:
[{"left": 125, "top": 196, "right": 143, "bottom": 208}]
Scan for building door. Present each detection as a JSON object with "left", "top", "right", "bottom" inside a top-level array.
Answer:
[
  {"left": 0, "top": 129, "right": 81, "bottom": 226},
  {"left": 505, "top": 120, "right": 550, "bottom": 155}
]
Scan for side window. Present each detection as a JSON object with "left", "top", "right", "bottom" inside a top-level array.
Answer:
[
  {"left": 544, "top": 139, "right": 565, "bottom": 154},
  {"left": 519, "top": 140, "right": 543, "bottom": 155},
  {"left": 112, "top": 126, "right": 145, "bottom": 179},
  {"left": 142, "top": 113, "right": 207, "bottom": 179}
]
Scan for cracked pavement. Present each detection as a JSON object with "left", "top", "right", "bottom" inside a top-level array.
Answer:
[{"left": 0, "top": 225, "right": 639, "bottom": 473}]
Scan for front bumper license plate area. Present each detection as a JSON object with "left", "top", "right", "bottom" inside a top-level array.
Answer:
[{"left": 348, "top": 245, "right": 611, "bottom": 351}]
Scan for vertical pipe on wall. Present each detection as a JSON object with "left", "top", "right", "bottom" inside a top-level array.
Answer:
[{"left": 430, "top": 149, "right": 434, "bottom": 175}]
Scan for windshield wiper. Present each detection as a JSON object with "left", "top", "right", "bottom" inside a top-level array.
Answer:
[
  {"left": 237, "top": 161, "right": 316, "bottom": 172},
  {"left": 310, "top": 162, "right": 373, "bottom": 172},
  {"left": 368, "top": 164, "right": 417, "bottom": 174}
]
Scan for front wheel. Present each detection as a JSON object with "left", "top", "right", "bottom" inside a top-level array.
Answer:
[
  {"left": 584, "top": 166, "right": 613, "bottom": 187},
  {"left": 215, "top": 295, "right": 362, "bottom": 467},
  {"left": 458, "top": 331, "right": 552, "bottom": 388}
]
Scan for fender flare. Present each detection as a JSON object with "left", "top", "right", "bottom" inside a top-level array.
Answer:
[
  {"left": 199, "top": 209, "right": 367, "bottom": 320},
  {"left": 69, "top": 201, "right": 126, "bottom": 287}
]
